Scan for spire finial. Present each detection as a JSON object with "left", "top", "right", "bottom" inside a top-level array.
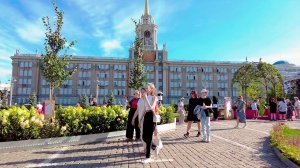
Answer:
[{"left": 144, "top": 0, "right": 149, "bottom": 16}]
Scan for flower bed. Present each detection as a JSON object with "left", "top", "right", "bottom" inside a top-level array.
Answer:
[
  {"left": 0, "top": 105, "right": 175, "bottom": 142},
  {"left": 270, "top": 123, "right": 300, "bottom": 166}
]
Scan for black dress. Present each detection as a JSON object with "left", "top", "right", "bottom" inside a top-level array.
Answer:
[
  {"left": 187, "top": 98, "right": 200, "bottom": 121},
  {"left": 269, "top": 102, "right": 277, "bottom": 113}
]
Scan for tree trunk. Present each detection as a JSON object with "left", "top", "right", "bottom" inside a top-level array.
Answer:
[
  {"left": 265, "top": 85, "right": 268, "bottom": 103},
  {"left": 49, "top": 83, "right": 54, "bottom": 120}
]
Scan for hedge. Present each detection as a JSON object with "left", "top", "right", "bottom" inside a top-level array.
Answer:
[{"left": 0, "top": 105, "right": 175, "bottom": 141}]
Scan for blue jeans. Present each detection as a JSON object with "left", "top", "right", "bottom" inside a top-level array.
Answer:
[{"left": 200, "top": 110, "right": 210, "bottom": 141}]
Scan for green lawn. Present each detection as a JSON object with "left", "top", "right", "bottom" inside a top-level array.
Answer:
[
  {"left": 282, "top": 126, "right": 300, "bottom": 138},
  {"left": 271, "top": 124, "right": 300, "bottom": 166}
]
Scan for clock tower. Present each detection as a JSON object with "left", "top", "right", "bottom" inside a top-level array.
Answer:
[{"left": 129, "top": 0, "right": 168, "bottom": 62}]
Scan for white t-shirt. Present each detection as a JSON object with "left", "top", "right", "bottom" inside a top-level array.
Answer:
[
  {"left": 145, "top": 95, "right": 154, "bottom": 111},
  {"left": 251, "top": 102, "right": 258, "bottom": 110},
  {"left": 36, "top": 104, "right": 43, "bottom": 110},
  {"left": 137, "top": 99, "right": 145, "bottom": 121}
]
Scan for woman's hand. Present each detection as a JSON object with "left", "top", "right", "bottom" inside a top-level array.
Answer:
[
  {"left": 131, "top": 118, "right": 135, "bottom": 126},
  {"left": 202, "top": 104, "right": 207, "bottom": 110}
]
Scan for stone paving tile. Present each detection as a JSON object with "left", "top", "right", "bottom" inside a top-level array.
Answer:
[{"left": 0, "top": 119, "right": 299, "bottom": 168}]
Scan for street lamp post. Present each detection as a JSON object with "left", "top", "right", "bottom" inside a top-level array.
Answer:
[
  {"left": 157, "top": 91, "right": 163, "bottom": 106},
  {"left": 9, "top": 78, "right": 17, "bottom": 106},
  {"left": 96, "top": 80, "right": 99, "bottom": 104}
]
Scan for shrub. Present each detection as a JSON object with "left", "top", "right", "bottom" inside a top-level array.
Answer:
[
  {"left": 159, "top": 106, "right": 176, "bottom": 124},
  {"left": 0, "top": 106, "right": 44, "bottom": 141},
  {"left": 56, "top": 105, "right": 128, "bottom": 136},
  {"left": 270, "top": 123, "right": 300, "bottom": 166}
]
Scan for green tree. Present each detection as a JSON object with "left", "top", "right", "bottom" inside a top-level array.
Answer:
[
  {"left": 28, "top": 92, "right": 37, "bottom": 107},
  {"left": 232, "top": 63, "right": 256, "bottom": 102},
  {"left": 0, "top": 90, "right": 7, "bottom": 109},
  {"left": 108, "top": 91, "right": 115, "bottom": 106},
  {"left": 79, "top": 95, "right": 89, "bottom": 109},
  {"left": 128, "top": 19, "right": 147, "bottom": 90},
  {"left": 286, "top": 78, "right": 300, "bottom": 99},
  {"left": 41, "top": 0, "right": 76, "bottom": 117},
  {"left": 256, "top": 62, "right": 282, "bottom": 101},
  {"left": 247, "top": 82, "right": 264, "bottom": 100}
]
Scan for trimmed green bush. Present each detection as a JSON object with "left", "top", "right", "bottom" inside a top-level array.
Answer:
[
  {"left": 270, "top": 123, "right": 300, "bottom": 166},
  {"left": 0, "top": 105, "right": 175, "bottom": 142},
  {"left": 159, "top": 106, "right": 176, "bottom": 124},
  {"left": 0, "top": 106, "right": 44, "bottom": 141},
  {"left": 56, "top": 105, "right": 128, "bottom": 135}
]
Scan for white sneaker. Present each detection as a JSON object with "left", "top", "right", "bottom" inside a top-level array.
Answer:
[
  {"left": 142, "top": 158, "right": 153, "bottom": 164},
  {"left": 207, "top": 137, "right": 211, "bottom": 142}
]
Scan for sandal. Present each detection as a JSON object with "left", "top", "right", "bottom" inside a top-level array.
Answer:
[
  {"left": 184, "top": 132, "right": 189, "bottom": 138},
  {"left": 196, "top": 132, "right": 201, "bottom": 137}
]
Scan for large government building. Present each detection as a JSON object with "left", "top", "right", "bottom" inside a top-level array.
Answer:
[{"left": 11, "top": 0, "right": 243, "bottom": 106}]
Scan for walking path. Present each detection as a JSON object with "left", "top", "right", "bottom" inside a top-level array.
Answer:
[{"left": 0, "top": 119, "right": 299, "bottom": 168}]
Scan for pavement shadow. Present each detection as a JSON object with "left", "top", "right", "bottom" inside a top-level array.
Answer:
[
  {"left": 256, "top": 137, "right": 287, "bottom": 167},
  {"left": 0, "top": 152, "right": 142, "bottom": 167},
  {"left": 33, "top": 142, "right": 142, "bottom": 155}
]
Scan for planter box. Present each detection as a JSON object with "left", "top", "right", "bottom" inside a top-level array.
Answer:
[{"left": 157, "top": 118, "right": 176, "bottom": 132}]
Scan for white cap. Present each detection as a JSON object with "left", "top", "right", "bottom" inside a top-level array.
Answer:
[{"left": 201, "top": 89, "right": 208, "bottom": 93}]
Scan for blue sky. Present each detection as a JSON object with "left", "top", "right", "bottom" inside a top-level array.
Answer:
[{"left": 1, "top": 0, "right": 300, "bottom": 83}]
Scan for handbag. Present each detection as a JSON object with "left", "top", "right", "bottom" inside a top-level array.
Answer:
[{"left": 153, "top": 114, "right": 161, "bottom": 123}]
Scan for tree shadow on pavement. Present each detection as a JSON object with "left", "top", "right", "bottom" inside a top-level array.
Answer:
[
  {"left": 256, "top": 137, "right": 287, "bottom": 168},
  {"left": 0, "top": 152, "right": 143, "bottom": 167},
  {"left": 33, "top": 141, "right": 142, "bottom": 155}
]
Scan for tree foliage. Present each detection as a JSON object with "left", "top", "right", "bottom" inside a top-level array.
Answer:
[
  {"left": 108, "top": 91, "right": 115, "bottom": 106},
  {"left": 28, "top": 92, "right": 37, "bottom": 107},
  {"left": 256, "top": 62, "right": 283, "bottom": 100},
  {"left": 79, "top": 95, "right": 90, "bottom": 109},
  {"left": 41, "top": 0, "right": 76, "bottom": 116},
  {"left": 128, "top": 19, "right": 147, "bottom": 90},
  {"left": 286, "top": 78, "right": 300, "bottom": 99},
  {"left": 233, "top": 61, "right": 284, "bottom": 102},
  {"left": 0, "top": 90, "right": 7, "bottom": 109},
  {"left": 232, "top": 63, "right": 256, "bottom": 101}
]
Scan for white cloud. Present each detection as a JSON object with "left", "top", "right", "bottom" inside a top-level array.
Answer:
[
  {"left": 16, "top": 20, "right": 44, "bottom": 43},
  {"left": 0, "top": 67, "right": 11, "bottom": 76},
  {"left": 101, "top": 39, "right": 123, "bottom": 55},
  {"left": 238, "top": 48, "right": 300, "bottom": 66},
  {"left": 0, "top": 67, "right": 12, "bottom": 83}
]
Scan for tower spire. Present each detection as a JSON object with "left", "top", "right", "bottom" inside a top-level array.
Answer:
[{"left": 144, "top": 0, "right": 149, "bottom": 16}]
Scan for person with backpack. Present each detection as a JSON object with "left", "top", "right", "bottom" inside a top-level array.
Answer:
[{"left": 278, "top": 98, "right": 287, "bottom": 120}]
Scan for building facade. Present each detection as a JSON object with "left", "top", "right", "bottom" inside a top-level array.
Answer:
[{"left": 11, "top": 0, "right": 243, "bottom": 106}]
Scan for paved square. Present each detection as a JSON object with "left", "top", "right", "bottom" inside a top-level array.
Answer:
[{"left": 0, "top": 120, "right": 299, "bottom": 168}]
